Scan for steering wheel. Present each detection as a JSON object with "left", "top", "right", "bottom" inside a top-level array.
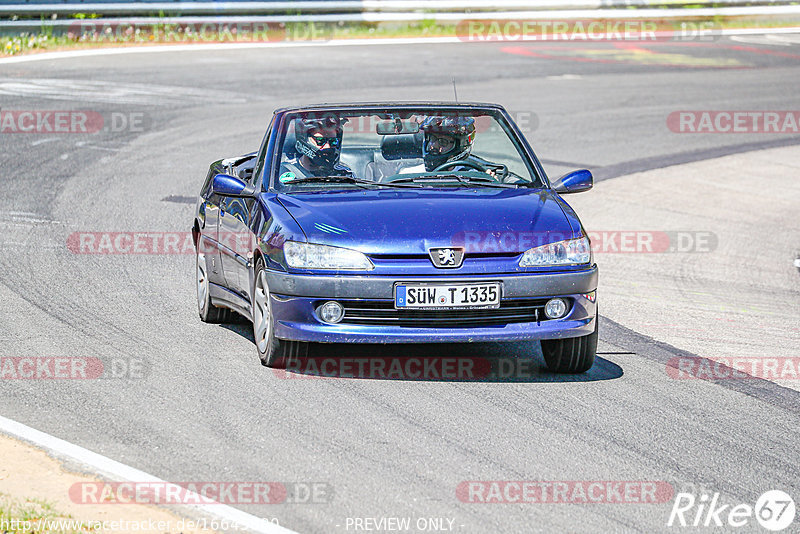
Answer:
[
  {"left": 433, "top": 160, "right": 509, "bottom": 180},
  {"left": 433, "top": 160, "right": 487, "bottom": 173}
]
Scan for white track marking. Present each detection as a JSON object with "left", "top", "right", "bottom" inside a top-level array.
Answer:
[
  {"left": 730, "top": 33, "right": 800, "bottom": 46},
  {"left": 730, "top": 35, "right": 791, "bottom": 46},
  {"left": 767, "top": 33, "right": 800, "bottom": 44},
  {"left": 6, "top": 211, "right": 59, "bottom": 220},
  {"left": 0, "top": 214, "right": 62, "bottom": 224},
  {"left": 1, "top": 27, "right": 800, "bottom": 65},
  {"left": 75, "top": 141, "right": 120, "bottom": 151},
  {"left": 0, "top": 78, "right": 246, "bottom": 105},
  {"left": 545, "top": 74, "right": 582, "bottom": 80},
  {"left": 0, "top": 415, "right": 298, "bottom": 534},
  {"left": 30, "top": 138, "right": 59, "bottom": 146}
]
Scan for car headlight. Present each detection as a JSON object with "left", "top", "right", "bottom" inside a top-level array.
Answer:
[
  {"left": 519, "top": 236, "right": 592, "bottom": 267},
  {"left": 284, "top": 241, "right": 374, "bottom": 271}
]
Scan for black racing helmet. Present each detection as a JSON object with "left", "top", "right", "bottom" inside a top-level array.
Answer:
[
  {"left": 294, "top": 116, "right": 345, "bottom": 170},
  {"left": 419, "top": 115, "right": 476, "bottom": 171}
]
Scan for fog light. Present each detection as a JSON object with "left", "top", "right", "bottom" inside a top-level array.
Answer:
[
  {"left": 545, "top": 298, "right": 568, "bottom": 319},
  {"left": 318, "top": 301, "right": 344, "bottom": 324}
]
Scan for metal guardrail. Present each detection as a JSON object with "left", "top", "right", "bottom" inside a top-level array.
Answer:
[{"left": 1, "top": 0, "right": 797, "bottom": 17}]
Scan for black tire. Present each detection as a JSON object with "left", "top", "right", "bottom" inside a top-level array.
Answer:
[
  {"left": 541, "top": 318, "right": 598, "bottom": 374},
  {"left": 252, "top": 257, "right": 308, "bottom": 367},
  {"left": 196, "top": 251, "right": 232, "bottom": 323}
]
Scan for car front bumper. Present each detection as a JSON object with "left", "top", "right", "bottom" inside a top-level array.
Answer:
[{"left": 266, "top": 266, "right": 598, "bottom": 344}]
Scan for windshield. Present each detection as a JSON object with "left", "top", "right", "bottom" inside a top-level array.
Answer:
[{"left": 273, "top": 108, "right": 542, "bottom": 192}]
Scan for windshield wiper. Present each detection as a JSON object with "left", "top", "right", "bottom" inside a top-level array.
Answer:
[
  {"left": 283, "top": 175, "right": 422, "bottom": 189},
  {"left": 388, "top": 174, "right": 517, "bottom": 189}
]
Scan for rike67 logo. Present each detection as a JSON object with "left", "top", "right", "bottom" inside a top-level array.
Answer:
[{"left": 668, "top": 490, "right": 796, "bottom": 531}]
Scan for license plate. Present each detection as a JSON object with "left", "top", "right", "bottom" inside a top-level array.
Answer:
[{"left": 395, "top": 282, "right": 501, "bottom": 309}]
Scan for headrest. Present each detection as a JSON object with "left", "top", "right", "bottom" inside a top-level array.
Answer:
[{"left": 380, "top": 133, "right": 422, "bottom": 161}]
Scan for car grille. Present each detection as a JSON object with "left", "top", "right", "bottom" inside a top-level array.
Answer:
[{"left": 338, "top": 298, "right": 565, "bottom": 328}]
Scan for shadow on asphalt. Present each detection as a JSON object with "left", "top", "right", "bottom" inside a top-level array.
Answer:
[{"left": 220, "top": 322, "right": 624, "bottom": 383}]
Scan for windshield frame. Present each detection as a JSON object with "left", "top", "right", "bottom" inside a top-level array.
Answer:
[{"left": 266, "top": 104, "right": 548, "bottom": 193}]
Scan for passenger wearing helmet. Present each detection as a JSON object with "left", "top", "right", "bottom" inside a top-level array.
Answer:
[{"left": 279, "top": 117, "right": 353, "bottom": 182}]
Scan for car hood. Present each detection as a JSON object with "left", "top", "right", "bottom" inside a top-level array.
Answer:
[{"left": 276, "top": 188, "right": 577, "bottom": 255}]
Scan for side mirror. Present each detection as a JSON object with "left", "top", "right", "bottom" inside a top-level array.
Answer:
[
  {"left": 211, "top": 174, "right": 256, "bottom": 197},
  {"left": 552, "top": 169, "right": 593, "bottom": 194}
]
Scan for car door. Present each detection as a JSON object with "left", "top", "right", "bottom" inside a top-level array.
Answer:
[
  {"left": 219, "top": 195, "right": 255, "bottom": 299},
  {"left": 220, "top": 117, "right": 276, "bottom": 299},
  {"left": 218, "top": 154, "right": 261, "bottom": 299},
  {"left": 198, "top": 175, "right": 226, "bottom": 288}
]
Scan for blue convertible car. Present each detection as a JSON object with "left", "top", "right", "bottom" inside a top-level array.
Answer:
[{"left": 193, "top": 103, "right": 598, "bottom": 372}]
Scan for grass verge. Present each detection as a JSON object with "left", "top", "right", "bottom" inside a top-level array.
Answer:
[{"left": 0, "top": 491, "right": 92, "bottom": 534}]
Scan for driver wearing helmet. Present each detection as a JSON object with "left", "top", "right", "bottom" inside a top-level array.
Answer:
[
  {"left": 279, "top": 116, "right": 353, "bottom": 182},
  {"left": 420, "top": 115, "right": 476, "bottom": 172},
  {"left": 397, "top": 115, "right": 498, "bottom": 177}
]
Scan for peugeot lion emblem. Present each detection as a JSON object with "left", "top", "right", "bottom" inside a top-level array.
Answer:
[{"left": 429, "top": 247, "right": 465, "bottom": 268}]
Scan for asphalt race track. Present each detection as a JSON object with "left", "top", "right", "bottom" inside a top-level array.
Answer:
[{"left": 1, "top": 36, "right": 799, "bottom": 533}]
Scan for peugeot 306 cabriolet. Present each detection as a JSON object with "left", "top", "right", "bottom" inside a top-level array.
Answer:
[{"left": 193, "top": 103, "right": 598, "bottom": 372}]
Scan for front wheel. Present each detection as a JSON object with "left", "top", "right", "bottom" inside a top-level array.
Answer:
[
  {"left": 252, "top": 258, "right": 307, "bottom": 367},
  {"left": 541, "top": 318, "right": 598, "bottom": 374}
]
